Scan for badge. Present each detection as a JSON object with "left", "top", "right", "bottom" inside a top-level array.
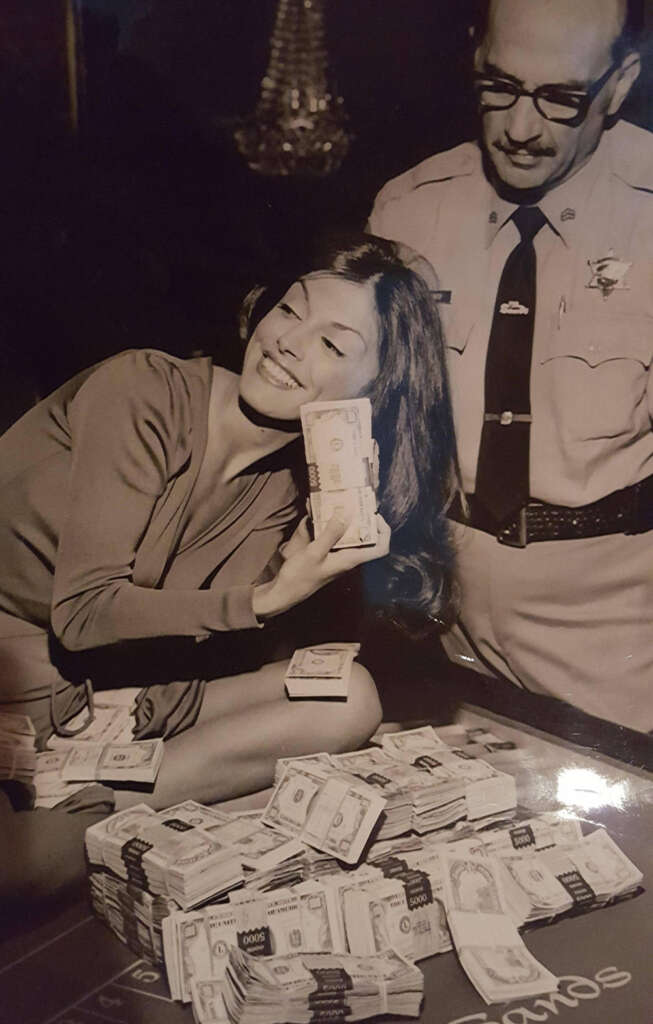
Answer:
[
  {"left": 499, "top": 300, "right": 529, "bottom": 315},
  {"left": 586, "top": 250, "right": 631, "bottom": 299}
]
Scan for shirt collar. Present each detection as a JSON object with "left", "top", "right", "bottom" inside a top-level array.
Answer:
[{"left": 483, "top": 132, "right": 609, "bottom": 249}]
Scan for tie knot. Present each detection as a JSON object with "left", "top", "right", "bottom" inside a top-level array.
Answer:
[{"left": 512, "top": 205, "right": 547, "bottom": 242}]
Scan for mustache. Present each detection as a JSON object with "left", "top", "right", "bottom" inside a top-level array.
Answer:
[{"left": 494, "top": 140, "right": 557, "bottom": 158}]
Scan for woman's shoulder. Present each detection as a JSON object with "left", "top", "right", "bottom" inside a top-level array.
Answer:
[{"left": 84, "top": 348, "right": 213, "bottom": 394}]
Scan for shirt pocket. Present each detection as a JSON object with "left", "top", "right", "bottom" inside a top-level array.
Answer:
[{"left": 540, "top": 313, "right": 652, "bottom": 441}]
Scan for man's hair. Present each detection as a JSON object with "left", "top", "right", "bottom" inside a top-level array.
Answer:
[{"left": 471, "top": 0, "right": 644, "bottom": 62}]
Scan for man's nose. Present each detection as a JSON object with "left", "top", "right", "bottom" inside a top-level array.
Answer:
[{"left": 504, "top": 95, "right": 543, "bottom": 144}]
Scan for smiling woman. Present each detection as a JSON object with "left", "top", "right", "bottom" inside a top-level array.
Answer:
[{"left": 0, "top": 232, "right": 457, "bottom": 823}]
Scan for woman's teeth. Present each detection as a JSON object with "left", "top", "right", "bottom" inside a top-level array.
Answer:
[{"left": 260, "top": 355, "right": 301, "bottom": 389}]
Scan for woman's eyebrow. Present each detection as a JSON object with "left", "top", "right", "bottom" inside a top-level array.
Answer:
[{"left": 331, "top": 322, "right": 366, "bottom": 344}]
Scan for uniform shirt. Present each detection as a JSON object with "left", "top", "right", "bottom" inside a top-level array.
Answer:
[{"left": 369, "top": 120, "right": 653, "bottom": 506}]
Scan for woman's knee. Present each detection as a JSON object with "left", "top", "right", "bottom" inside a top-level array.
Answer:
[{"left": 323, "top": 662, "right": 382, "bottom": 753}]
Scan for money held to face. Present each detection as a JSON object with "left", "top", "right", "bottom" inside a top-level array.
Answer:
[{"left": 300, "top": 398, "right": 377, "bottom": 549}]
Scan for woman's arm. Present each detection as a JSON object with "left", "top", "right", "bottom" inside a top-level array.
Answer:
[{"left": 50, "top": 352, "right": 276, "bottom": 651}]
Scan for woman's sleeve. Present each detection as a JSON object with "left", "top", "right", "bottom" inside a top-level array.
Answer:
[{"left": 50, "top": 351, "right": 262, "bottom": 651}]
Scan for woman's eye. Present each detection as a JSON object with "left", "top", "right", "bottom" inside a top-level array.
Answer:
[
  {"left": 322, "top": 336, "right": 345, "bottom": 357},
  {"left": 278, "top": 302, "right": 299, "bottom": 317}
]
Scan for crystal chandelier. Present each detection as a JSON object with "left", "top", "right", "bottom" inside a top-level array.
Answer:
[{"left": 234, "top": 0, "right": 351, "bottom": 176}]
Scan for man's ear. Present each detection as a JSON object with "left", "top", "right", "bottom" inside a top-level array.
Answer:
[{"left": 608, "top": 52, "right": 641, "bottom": 115}]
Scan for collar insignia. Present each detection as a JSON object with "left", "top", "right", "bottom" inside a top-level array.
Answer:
[
  {"left": 587, "top": 250, "right": 631, "bottom": 299},
  {"left": 560, "top": 208, "right": 576, "bottom": 222}
]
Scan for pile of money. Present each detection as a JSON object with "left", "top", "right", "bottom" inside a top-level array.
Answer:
[
  {"left": 221, "top": 947, "right": 424, "bottom": 1023},
  {"left": 441, "top": 849, "right": 559, "bottom": 1004},
  {"left": 86, "top": 803, "right": 244, "bottom": 910},
  {"left": 300, "top": 398, "right": 377, "bottom": 549},
  {"left": 284, "top": 643, "right": 361, "bottom": 699},
  {"left": 0, "top": 711, "right": 37, "bottom": 785},
  {"left": 261, "top": 761, "right": 386, "bottom": 864},
  {"left": 84, "top": 727, "right": 645, "bottom": 1017}
]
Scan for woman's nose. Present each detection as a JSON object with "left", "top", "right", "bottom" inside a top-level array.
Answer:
[{"left": 277, "top": 324, "right": 307, "bottom": 359}]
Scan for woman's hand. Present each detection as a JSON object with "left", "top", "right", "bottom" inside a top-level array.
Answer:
[{"left": 253, "top": 512, "right": 391, "bottom": 620}]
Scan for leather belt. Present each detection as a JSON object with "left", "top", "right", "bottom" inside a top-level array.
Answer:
[{"left": 448, "top": 474, "right": 653, "bottom": 548}]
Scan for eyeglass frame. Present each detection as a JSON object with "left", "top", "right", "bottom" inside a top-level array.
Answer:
[{"left": 473, "top": 59, "right": 621, "bottom": 127}]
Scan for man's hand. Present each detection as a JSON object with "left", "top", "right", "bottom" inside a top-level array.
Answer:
[{"left": 253, "top": 513, "right": 391, "bottom": 619}]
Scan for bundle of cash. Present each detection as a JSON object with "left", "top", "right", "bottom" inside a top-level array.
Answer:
[
  {"left": 163, "top": 880, "right": 345, "bottom": 1002},
  {"left": 0, "top": 711, "right": 37, "bottom": 785},
  {"left": 536, "top": 827, "right": 643, "bottom": 910},
  {"left": 61, "top": 738, "right": 164, "bottom": 784},
  {"left": 221, "top": 946, "right": 424, "bottom": 1023},
  {"left": 86, "top": 804, "right": 244, "bottom": 910},
  {"left": 89, "top": 868, "right": 177, "bottom": 962},
  {"left": 284, "top": 643, "right": 361, "bottom": 699},
  {"left": 441, "top": 850, "right": 559, "bottom": 1004},
  {"left": 261, "top": 761, "right": 386, "bottom": 864},
  {"left": 300, "top": 398, "right": 377, "bottom": 549}
]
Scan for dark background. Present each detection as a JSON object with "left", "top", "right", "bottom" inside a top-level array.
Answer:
[{"left": 1, "top": 0, "right": 651, "bottom": 422}]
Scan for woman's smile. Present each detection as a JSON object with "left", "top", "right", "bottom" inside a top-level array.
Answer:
[{"left": 257, "top": 352, "right": 304, "bottom": 390}]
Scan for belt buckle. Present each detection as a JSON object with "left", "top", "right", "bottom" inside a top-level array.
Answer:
[{"left": 497, "top": 507, "right": 528, "bottom": 548}]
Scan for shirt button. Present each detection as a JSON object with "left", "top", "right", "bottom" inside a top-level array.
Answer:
[{"left": 500, "top": 411, "right": 513, "bottom": 425}]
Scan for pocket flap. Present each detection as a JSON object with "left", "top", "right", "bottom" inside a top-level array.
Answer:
[{"left": 541, "top": 313, "right": 653, "bottom": 368}]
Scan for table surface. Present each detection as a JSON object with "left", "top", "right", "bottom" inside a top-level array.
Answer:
[{"left": 1, "top": 706, "right": 651, "bottom": 1024}]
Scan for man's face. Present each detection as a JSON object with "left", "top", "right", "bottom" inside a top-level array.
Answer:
[{"left": 475, "top": 0, "right": 630, "bottom": 197}]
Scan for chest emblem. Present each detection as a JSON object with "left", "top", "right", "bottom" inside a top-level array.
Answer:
[{"left": 586, "top": 250, "right": 631, "bottom": 299}]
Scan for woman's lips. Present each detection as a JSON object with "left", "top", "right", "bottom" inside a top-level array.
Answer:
[{"left": 257, "top": 354, "right": 302, "bottom": 390}]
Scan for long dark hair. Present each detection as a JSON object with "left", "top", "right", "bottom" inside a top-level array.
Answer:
[{"left": 239, "top": 233, "right": 459, "bottom": 630}]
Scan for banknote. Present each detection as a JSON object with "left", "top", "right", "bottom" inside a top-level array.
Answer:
[{"left": 190, "top": 978, "right": 228, "bottom": 1024}]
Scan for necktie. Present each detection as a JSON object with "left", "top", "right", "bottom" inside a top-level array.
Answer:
[{"left": 473, "top": 205, "right": 547, "bottom": 527}]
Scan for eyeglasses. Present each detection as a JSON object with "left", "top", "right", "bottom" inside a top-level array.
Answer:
[{"left": 473, "top": 61, "right": 619, "bottom": 127}]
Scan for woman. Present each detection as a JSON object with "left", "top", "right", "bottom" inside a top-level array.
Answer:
[{"left": 0, "top": 234, "right": 456, "bottom": 813}]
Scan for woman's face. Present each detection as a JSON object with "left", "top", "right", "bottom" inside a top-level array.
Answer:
[{"left": 240, "top": 273, "right": 380, "bottom": 421}]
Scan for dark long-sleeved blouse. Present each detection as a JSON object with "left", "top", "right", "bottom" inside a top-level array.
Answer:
[{"left": 0, "top": 349, "right": 299, "bottom": 700}]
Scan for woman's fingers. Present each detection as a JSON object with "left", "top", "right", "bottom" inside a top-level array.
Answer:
[{"left": 309, "top": 514, "right": 348, "bottom": 559}]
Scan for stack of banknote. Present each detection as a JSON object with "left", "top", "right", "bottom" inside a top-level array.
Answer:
[
  {"left": 221, "top": 947, "right": 424, "bottom": 1023},
  {"left": 0, "top": 711, "right": 37, "bottom": 785},
  {"left": 89, "top": 868, "right": 177, "bottom": 962},
  {"left": 47, "top": 701, "right": 135, "bottom": 749},
  {"left": 300, "top": 398, "right": 377, "bottom": 549},
  {"left": 59, "top": 738, "right": 164, "bottom": 784},
  {"left": 441, "top": 849, "right": 559, "bottom": 1004},
  {"left": 86, "top": 803, "right": 244, "bottom": 910},
  {"left": 164, "top": 879, "right": 348, "bottom": 1001},
  {"left": 284, "top": 643, "right": 361, "bottom": 699},
  {"left": 261, "top": 761, "right": 386, "bottom": 864}
]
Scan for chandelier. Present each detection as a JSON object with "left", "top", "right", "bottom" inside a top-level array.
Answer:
[{"left": 234, "top": 0, "right": 351, "bottom": 177}]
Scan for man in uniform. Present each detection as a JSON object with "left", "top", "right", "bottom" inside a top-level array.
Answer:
[{"left": 368, "top": 0, "right": 652, "bottom": 731}]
